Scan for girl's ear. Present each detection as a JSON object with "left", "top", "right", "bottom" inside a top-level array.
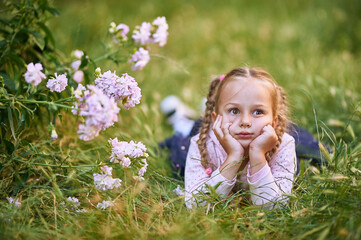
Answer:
[
  {"left": 211, "top": 111, "right": 217, "bottom": 123},
  {"left": 272, "top": 116, "right": 278, "bottom": 128}
]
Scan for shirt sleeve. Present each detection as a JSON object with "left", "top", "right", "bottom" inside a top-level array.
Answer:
[
  {"left": 246, "top": 135, "right": 296, "bottom": 209},
  {"left": 184, "top": 136, "right": 236, "bottom": 209}
]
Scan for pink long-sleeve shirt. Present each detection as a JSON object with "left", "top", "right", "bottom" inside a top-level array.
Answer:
[{"left": 184, "top": 129, "right": 296, "bottom": 209}]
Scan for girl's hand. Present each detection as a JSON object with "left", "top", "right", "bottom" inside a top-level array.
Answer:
[
  {"left": 212, "top": 115, "right": 244, "bottom": 160},
  {"left": 249, "top": 124, "right": 278, "bottom": 155}
]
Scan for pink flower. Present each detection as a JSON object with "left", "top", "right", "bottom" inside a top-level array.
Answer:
[
  {"left": 108, "top": 138, "right": 148, "bottom": 169},
  {"left": 110, "top": 23, "right": 130, "bottom": 43},
  {"left": 138, "top": 161, "right": 148, "bottom": 178},
  {"left": 25, "top": 62, "right": 46, "bottom": 86},
  {"left": 132, "top": 22, "right": 152, "bottom": 45},
  {"left": 130, "top": 48, "right": 150, "bottom": 71},
  {"left": 7, "top": 197, "right": 21, "bottom": 207},
  {"left": 74, "top": 49, "right": 84, "bottom": 59},
  {"left": 73, "top": 70, "right": 84, "bottom": 83},
  {"left": 116, "top": 24, "right": 129, "bottom": 36},
  {"left": 77, "top": 124, "right": 101, "bottom": 141},
  {"left": 95, "top": 71, "right": 142, "bottom": 109},
  {"left": 73, "top": 85, "right": 120, "bottom": 141},
  {"left": 93, "top": 165, "right": 122, "bottom": 191},
  {"left": 152, "top": 16, "right": 168, "bottom": 47},
  {"left": 101, "top": 165, "right": 113, "bottom": 175},
  {"left": 46, "top": 73, "right": 68, "bottom": 93},
  {"left": 205, "top": 168, "right": 212, "bottom": 175},
  {"left": 71, "top": 60, "right": 81, "bottom": 70}
]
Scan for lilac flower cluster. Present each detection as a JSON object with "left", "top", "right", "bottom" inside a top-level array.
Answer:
[
  {"left": 109, "top": 17, "right": 168, "bottom": 71},
  {"left": 93, "top": 165, "right": 122, "bottom": 191},
  {"left": 72, "top": 84, "right": 120, "bottom": 141},
  {"left": 108, "top": 137, "right": 148, "bottom": 180},
  {"left": 46, "top": 73, "right": 68, "bottom": 92},
  {"left": 60, "top": 196, "right": 87, "bottom": 213},
  {"left": 94, "top": 70, "right": 141, "bottom": 109},
  {"left": 132, "top": 16, "right": 168, "bottom": 47}
]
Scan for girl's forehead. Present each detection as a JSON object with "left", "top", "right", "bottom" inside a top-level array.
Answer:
[{"left": 220, "top": 77, "right": 273, "bottom": 97}]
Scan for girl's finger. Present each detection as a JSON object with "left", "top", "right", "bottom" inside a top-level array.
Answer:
[
  {"left": 222, "top": 122, "right": 231, "bottom": 136},
  {"left": 213, "top": 115, "right": 224, "bottom": 138},
  {"left": 212, "top": 115, "right": 220, "bottom": 130}
]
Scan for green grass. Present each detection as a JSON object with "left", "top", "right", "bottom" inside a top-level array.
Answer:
[{"left": 1, "top": 0, "right": 361, "bottom": 239}]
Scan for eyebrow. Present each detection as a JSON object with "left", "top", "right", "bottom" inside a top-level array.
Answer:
[{"left": 224, "top": 103, "right": 268, "bottom": 108}]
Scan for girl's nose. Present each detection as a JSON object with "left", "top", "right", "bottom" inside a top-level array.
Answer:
[{"left": 239, "top": 114, "right": 251, "bottom": 127}]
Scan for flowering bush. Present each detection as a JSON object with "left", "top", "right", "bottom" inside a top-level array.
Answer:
[{"left": 0, "top": 0, "right": 165, "bottom": 212}]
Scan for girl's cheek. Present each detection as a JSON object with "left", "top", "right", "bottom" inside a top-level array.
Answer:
[{"left": 223, "top": 114, "right": 236, "bottom": 122}]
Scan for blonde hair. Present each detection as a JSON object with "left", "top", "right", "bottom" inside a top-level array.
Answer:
[{"left": 197, "top": 67, "right": 289, "bottom": 169}]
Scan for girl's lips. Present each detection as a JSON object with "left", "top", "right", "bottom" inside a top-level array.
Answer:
[{"left": 236, "top": 132, "right": 253, "bottom": 139}]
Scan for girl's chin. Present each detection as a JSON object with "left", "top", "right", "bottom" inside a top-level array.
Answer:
[{"left": 238, "top": 139, "right": 251, "bottom": 149}]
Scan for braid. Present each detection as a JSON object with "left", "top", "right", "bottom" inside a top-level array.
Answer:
[
  {"left": 197, "top": 77, "right": 221, "bottom": 169},
  {"left": 267, "top": 86, "right": 289, "bottom": 161}
]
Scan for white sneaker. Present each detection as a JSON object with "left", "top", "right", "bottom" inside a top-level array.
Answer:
[{"left": 160, "top": 95, "right": 196, "bottom": 137}]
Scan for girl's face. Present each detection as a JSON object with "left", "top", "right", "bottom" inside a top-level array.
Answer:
[{"left": 212, "top": 78, "right": 277, "bottom": 149}]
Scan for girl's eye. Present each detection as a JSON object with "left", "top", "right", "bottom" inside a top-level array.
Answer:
[
  {"left": 229, "top": 108, "right": 239, "bottom": 115},
  {"left": 254, "top": 109, "right": 264, "bottom": 115}
]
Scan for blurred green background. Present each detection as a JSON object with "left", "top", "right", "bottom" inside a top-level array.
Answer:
[
  {"left": 1, "top": 1, "right": 360, "bottom": 239},
  {"left": 50, "top": 0, "right": 361, "bottom": 143}
]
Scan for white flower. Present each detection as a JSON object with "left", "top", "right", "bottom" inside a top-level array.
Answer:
[
  {"left": 75, "top": 208, "right": 87, "bottom": 213},
  {"left": 50, "top": 129, "right": 58, "bottom": 140},
  {"left": 97, "top": 200, "right": 114, "bottom": 210},
  {"left": 93, "top": 165, "right": 122, "bottom": 191},
  {"left": 132, "top": 22, "right": 152, "bottom": 45},
  {"left": 66, "top": 197, "right": 81, "bottom": 208},
  {"left": 152, "top": 16, "right": 168, "bottom": 47},
  {"left": 24, "top": 62, "right": 46, "bottom": 86},
  {"left": 173, "top": 185, "right": 185, "bottom": 196}
]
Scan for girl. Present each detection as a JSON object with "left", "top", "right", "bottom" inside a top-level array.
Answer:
[{"left": 184, "top": 67, "right": 296, "bottom": 209}]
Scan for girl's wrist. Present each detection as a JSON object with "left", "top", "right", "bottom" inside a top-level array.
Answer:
[
  {"left": 249, "top": 151, "right": 267, "bottom": 172},
  {"left": 227, "top": 152, "right": 244, "bottom": 162},
  {"left": 249, "top": 146, "right": 266, "bottom": 157}
]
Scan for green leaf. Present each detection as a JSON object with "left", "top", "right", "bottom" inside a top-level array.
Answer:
[
  {"left": 44, "top": 6, "right": 60, "bottom": 17},
  {"left": 0, "top": 72, "right": 17, "bottom": 93},
  {"left": 21, "top": 108, "right": 30, "bottom": 126},
  {"left": 8, "top": 52, "right": 26, "bottom": 74},
  {"left": 0, "top": 40, "right": 7, "bottom": 51},
  {"left": 0, "top": 18, "right": 10, "bottom": 26},
  {"left": 4, "top": 139, "right": 15, "bottom": 155},
  {"left": 38, "top": 22, "right": 55, "bottom": 48},
  {"left": 7, "top": 107, "right": 16, "bottom": 142},
  {"left": 28, "top": 30, "right": 45, "bottom": 50}
]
